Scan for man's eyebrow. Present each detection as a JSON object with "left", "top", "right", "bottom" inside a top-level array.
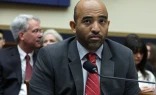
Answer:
[
  {"left": 99, "top": 15, "right": 108, "bottom": 19},
  {"left": 82, "top": 16, "right": 93, "bottom": 20},
  {"left": 82, "top": 15, "right": 108, "bottom": 20}
]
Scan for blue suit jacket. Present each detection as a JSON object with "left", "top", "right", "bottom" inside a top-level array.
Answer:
[
  {"left": 29, "top": 37, "right": 141, "bottom": 95},
  {"left": 0, "top": 46, "right": 37, "bottom": 95}
]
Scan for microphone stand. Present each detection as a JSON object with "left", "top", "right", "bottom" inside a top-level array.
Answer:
[{"left": 95, "top": 72, "right": 156, "bottom": 84}]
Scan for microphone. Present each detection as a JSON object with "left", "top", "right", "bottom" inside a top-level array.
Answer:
[{"left": 83, "top": 61, "right": 155, "bottom": 84}]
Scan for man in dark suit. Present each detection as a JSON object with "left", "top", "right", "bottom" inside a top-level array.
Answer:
[
  {"left": 29, "top": 0, "right": 141, "bottom": 95},
  {"left": 0, "top": 14, "right": 42, "bottom": 95}
]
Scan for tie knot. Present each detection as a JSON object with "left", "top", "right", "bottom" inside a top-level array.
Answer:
[
  {"left": 25, "top": 54, "right": 30, "bottom": 61},
  {"left": 86, "top": 53, "right": 96, "bottom": 59},
  {"left": 86, "top": 53, "right": 96, "bottom": 64}
]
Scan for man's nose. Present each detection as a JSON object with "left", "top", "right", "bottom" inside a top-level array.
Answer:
[
  {"left": 38, "top": 32, "right": 43, "bottom": 38},
  {"left": 91, "top": 22, "right": 100, "bottom": 34}
]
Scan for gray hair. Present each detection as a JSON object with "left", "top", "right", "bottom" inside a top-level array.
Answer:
[
  {"left": 10, "top": 14, "right": 40, "bottom": 41},
  {"left": 42, "top": 29, "right": 63, "bottom": 43}
]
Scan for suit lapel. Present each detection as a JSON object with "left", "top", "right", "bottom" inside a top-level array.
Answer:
[
  {"left": 100, "top": 42, "right": 115, "bottom": 95},
  {"left": 32, "top": 51, "right": 37, "bottom": 68},
  {"left": 10, "top": 46, "right": 22, "bottom": 84},
  {"left": 68, "top": 39, "right": 84, "bottom": 95}
]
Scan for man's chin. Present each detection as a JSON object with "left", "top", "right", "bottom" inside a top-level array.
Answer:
[{"left": 88, "top": 43, "right": 102, "bottom": 51}]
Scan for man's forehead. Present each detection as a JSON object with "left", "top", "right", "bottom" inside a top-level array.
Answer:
[{"left": 77, "top": 7, "right": 108, "bottom": 20}]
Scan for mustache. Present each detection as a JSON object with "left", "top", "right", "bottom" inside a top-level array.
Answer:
[{"left": 88, "top": 34, "right": 102, "bottom": 38}]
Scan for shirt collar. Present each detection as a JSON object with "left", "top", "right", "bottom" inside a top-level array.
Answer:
[
  {"left": 77, "top": 41, "right": 103, "bottom": 60},
  {"left": 17, "top": 45, "right": 34, "bottom": 61}
]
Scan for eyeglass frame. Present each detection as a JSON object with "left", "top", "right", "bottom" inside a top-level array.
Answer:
[{"left": 31, "top": 29, "right": 43, "bottom": 34}]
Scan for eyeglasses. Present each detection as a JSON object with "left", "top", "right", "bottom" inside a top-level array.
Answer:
[{"left": 32, "top": 29, "right": 43, "bottom": 34}]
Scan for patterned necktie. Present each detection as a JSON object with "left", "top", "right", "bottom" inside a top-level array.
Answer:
[
  {"left": 25, "top": 54, "right": 33, "bottom": 81},
  {"left": 85, "top": 53, "right": 100, "bottom": 95}
]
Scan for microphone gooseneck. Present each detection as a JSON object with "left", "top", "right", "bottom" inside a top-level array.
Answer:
[{"left": 83, "top": 61, "right": 155, "bottom": 84}]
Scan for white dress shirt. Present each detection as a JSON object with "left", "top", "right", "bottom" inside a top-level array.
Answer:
[{"left": 17, "top": 45, "right": 34, "bottom": 95}]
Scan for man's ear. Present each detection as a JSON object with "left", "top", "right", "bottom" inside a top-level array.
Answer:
[
  {"left": 18, "top": 32, "right": 24, "bottom": 41},
  {"left": 69, "top": 21, "right": 76, "bottom": 34}
]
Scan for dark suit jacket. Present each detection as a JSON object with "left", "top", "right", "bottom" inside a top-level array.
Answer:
[
  {"left": 0, "top": 46, "right": 37, "bottom": 95},
  {"left": 29, "top": 37, "right": 141, "bottom": 95}
]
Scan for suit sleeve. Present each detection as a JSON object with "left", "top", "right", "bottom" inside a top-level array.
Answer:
[
  {"left": 29, "top": 47, "right": 55, "bottom": 95},
  {"left": 123, "top": 50, "right": 141, "bottom": 95}
]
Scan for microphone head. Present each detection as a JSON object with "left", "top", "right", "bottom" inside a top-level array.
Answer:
[{"left": 83, "top": 61, "right": 97, "bottom": 74}]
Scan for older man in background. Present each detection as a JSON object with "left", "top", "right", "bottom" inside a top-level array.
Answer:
[{"left": 0, "top": 14, "right": 42, "bottom": 95}]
